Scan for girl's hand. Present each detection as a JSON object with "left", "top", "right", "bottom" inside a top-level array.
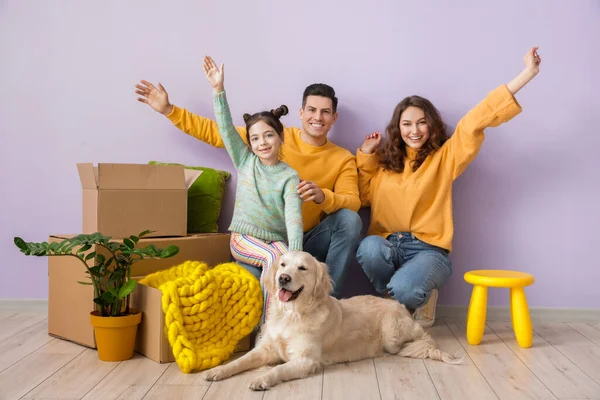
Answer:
[
  {"left": 203, "top": 55, "right": 225, "bottom": 92},
  {"left": 360, "top": 131, "right": 382, "bottom": 154},
  {"left": 523, "top": 46, "right": 541, "bottom": 75}
]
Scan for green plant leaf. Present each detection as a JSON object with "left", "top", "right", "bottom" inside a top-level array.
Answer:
[
  {"left": 123, "top": 238, "right": 134, "bottom": 249},
  {"left": 77, "top": 281, "right": 93, "bottom": 285},
  {"left": 130, "top": 235, "right": 139, "bottom": 244},
  {"left": 85, "top": 251, "right": 97, "bottom": 261},
  {"left": 14, "top": 237, "right": 27, "bottom": 252},
  {"left": 95, "top": 253, "right": 105, "bottom": 266},
  {"left": 78, "top": 244, "right": 92, "bottom": 253},
  {"left": 101, "top": 291, "right": 116, "bottom": 303},
  {"left": 118, "top": 279, "right": 137, "bottom": 299},
  {"left": 161, "top": 245, "right": 179, "bottom": 258},
  {"left": 108, "top": 242, "right": 120, "bottom": 251},
  {"left": 138, "top": 230, "right": 153, "bottom": 238},
  {"left": 108, "top": 269, "right": 125, "bottom": 285}
]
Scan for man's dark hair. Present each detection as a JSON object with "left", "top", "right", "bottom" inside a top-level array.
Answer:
[{"left": 302, "top": 83, "right": 338, "bottom": 113}]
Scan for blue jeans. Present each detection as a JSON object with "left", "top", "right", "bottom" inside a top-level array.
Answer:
[
  {"left": 303, "top": 209, "right": 362, "bottom": 299},
  {"left": 236, "top": 209, "right": 362, "bottom": 299},
  {"left": 356, "top": 233, "right": 452, "bottom": 309}
]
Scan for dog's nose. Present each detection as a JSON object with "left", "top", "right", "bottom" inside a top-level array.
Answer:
[{"left": 278, "top": 274, "right": 291, "bottom": 285}]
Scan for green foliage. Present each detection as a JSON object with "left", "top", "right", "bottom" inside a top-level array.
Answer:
[{"left": 14, "top": 231, "right": 179, "bottom": 317}]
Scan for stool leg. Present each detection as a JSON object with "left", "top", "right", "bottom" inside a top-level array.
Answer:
[
  {"left": 510, "top": 287, "right": 532, "bottom": 348},
  {"left": 467, "top": 285, "right": 488, "bottom": 345}
]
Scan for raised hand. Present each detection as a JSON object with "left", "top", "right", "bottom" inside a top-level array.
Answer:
[
  {"left": 297, "top": 180, "right": 325, "bottom": 204},
  {"left": 360, "top": 131, "right": 382, "bottom": 154},
  {"left": 135, "top": 80, "right": 173, "bottom": 116},
  {"left": 523, "top": 46, "right": 541, "bottom": 75},
  {"left": 507, "top": 46, "right": 541, "bottom": 95},
  {"left": 203, "top": 56, "right": 224, "bottom": 92}
]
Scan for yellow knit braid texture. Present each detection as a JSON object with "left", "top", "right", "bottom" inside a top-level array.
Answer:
[{"left": 139, "top": 261, "right": 263, "bottom": 373}]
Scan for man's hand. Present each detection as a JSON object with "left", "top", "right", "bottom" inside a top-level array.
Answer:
[
  {"left": 135, "top": 80, "right": 173, "bottom": 116},
  {"left": 297, "top": 180, "right": 325, "bottom": 204}
]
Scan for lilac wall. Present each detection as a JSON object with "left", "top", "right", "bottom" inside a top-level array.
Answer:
[{"left": 1, "top": 1, "right": 598, "bottom": 308}]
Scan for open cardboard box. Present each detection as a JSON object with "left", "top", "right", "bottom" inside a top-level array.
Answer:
[
  {"left": 47, "top": 232, "right": 252, "bottom": 362},
  {"left": 77, "top": 163, "right": 202, "bottom": 239}
]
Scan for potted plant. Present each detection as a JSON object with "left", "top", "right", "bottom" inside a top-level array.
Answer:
[{"left": 14, "top": 230, "right": 179, "bottom": 361}]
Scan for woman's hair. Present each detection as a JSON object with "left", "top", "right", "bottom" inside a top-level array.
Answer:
[
  {"left": 243, "top": 105, "right": 289, "bottom": 143},
  {"left": 377, "top": 95, "right": 449, "bottom": 172}
]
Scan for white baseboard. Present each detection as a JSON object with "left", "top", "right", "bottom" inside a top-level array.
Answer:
[
  {"left": 0, "top": 299, "right": 49, "bottom": 314},
  {"left": 1, "top": 300, "right": 599, "bottom": 323},
  {"left": 437, "top": 305, "right": 600, "bottom": 323}
]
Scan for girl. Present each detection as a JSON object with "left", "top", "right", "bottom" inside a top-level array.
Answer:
[
  {"left": 356, "top": 47, "right": 541, "bottom": 327},
  {"left": 202, "top": 56, "right": 303, "bottom": 323}
]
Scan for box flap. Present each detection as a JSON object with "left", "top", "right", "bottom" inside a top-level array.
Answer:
[
  {"left": 96, "top": 163, "right": 186, "bottom": 190},
  {"left": 184, "top": 169, "right": 203, "bottom": 190},
  {"left": 77, "top": 163, "right": 98, "bottom": 189}
]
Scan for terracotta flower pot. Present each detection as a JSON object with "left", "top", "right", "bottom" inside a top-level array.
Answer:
[{"left": 90, "top": 310, "right": 142, "bottom": 361}]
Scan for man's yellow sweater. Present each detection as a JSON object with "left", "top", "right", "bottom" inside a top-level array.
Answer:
[
  {"left": 166, "top": 107, "right": 360, "bottom": 232},
  {"left": 357, "top": 85, "right": 522, "bottom": 252}
]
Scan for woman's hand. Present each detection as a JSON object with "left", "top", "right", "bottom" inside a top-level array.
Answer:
[
  {"left": 507, "top": 46, "right": 541, "bottom": 95},
  {"left": 360, "top": 131, "right": 382, "bottom": 154}
]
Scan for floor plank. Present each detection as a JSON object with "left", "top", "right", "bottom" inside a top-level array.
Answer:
[
  {"left": 447, "top": 322, "right": 558, "bottom": 400},
  {"left": 375, "top": 355, "right": 439, "bottom": 400},
  {"left": 22, "top": 349, "right": 120, "bottom": 399},
  {"left": 0, "top": 320, "right": 52, "bottom": 373},
  {"left": 425, "top": 324, "right": 499, "bottom": 400},
  {"left": 567, "top": 323, "right": 600, "bottom": 347},
  {"left": 81, "top": 354, "right": 169, "bottom": 400},
  {"left": 488, "top": 321, "right": 600, "bottom": 400},
  {"left": 322, "top": 359, "right": 380, "bottom": 400},
  {"left": 0, "top": 339, "right": 84, "bottom": 400},
  {"left": 142, "top": 384, "right": 209, "bottom": 400},
  {"left": 202, "top": 369, "right": 266, "bottom": 400},
  {"left": 0, "top": 313, "right": 47, "bottom": 342},
  {"left": 534, "top": 323, "right": 600, "bottom": 385},
  {"left": 154, "top": 362, "right": 213, "bottom": 386},
  {"left": 263, "top": 367, "right": 322, "bottom": 400}
]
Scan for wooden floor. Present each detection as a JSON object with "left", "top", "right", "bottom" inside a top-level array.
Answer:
[{"left": 1, "top": 310, "right": 600, "bottom": 400}]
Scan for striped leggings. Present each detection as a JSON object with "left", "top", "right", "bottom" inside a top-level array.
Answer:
[{"left": 229, "top": 232, "right": 289, "bottom": 325}]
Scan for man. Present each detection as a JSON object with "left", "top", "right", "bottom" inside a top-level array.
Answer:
[{"left": 135, "top": 79, "right": 361, "bottom": 298}]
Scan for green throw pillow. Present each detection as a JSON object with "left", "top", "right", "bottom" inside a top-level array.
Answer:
[{"left": 149, "top": 161, "right": 231, "bottom": 233}]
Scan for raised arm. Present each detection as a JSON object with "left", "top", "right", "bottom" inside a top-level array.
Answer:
[
  {"left": 507, "top": 47, "right": 541, "bottom": 95},
  {"left": 443, "top": 46, "right": 541, "bottom": 179},
  {"left": 135, "top": 80, "right": 246, "bottom": 148},
  {"left": 203, "top": 56, "right": 251, "bottom": 169},
  {"left": 356, "top": 132, "right": 383, "bottom": 206}
]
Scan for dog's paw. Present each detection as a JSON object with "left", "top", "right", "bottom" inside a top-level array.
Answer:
[
  {"left": 249, "top": 377, "right": 273, "bottom": 391},
  {"left": 204, "top": 366, "right": 229, "bottom": 381}
]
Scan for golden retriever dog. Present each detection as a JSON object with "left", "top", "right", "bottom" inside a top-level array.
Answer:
[{"left": 205, "top": 251, "right": 461, "bottom": 390}]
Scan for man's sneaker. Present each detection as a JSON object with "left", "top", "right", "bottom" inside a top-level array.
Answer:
[{"left": 413, "top": 289, "right": 438, "bottom": 328}]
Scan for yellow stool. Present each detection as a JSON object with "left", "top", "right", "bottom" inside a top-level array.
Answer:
[{"left": 464, "top": 270, "right": 535, "bottom": 348}]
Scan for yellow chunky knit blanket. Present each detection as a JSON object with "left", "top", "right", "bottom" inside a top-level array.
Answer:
[{"left": 139, "top": 261, "right": 263, "bottom": 373}]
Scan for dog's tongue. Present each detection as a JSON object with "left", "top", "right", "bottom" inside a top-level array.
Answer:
[{"left": 278, "top": 288, "right": 293, "bottom": 302}]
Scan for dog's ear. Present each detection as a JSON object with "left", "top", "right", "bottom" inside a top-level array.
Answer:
[
  {"left": 312, "top": 259, "right": 334, "bottom": 299},
  {"left": 262, "top": 255, "right": 280, "bottom": 295}
]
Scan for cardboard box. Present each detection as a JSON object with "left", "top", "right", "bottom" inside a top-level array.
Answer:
[
  {"left": 47, "top": 233, "right": 231, "bottom": 349},
  {"left": 77, "top": 163, "right": 202, "bottom": 239},
  {"left": 131, "top": 278, "right": 253, "bottom": 363}
]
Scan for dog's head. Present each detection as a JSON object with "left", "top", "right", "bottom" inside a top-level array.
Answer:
[{"left": 263, "top": 251, "right": 333, "bottom": 306}]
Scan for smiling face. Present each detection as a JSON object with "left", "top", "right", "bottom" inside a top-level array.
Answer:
[
  {"left": 299, "top": 96, "right": 338, "bottom": 146},
  {"left": 399, "top": 106, "right": 430, "bottom": 149},
  {"left": 247, "top": 120, "right": 283, "bottom": 166},
  {"left": 263, "top": 251, "right": 333, "bottom": 306}
]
